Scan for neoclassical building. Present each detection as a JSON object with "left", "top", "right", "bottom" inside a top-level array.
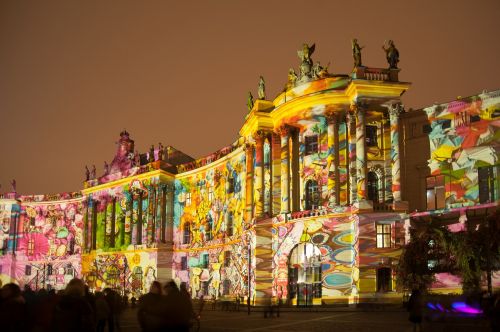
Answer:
[{"left": 1, "top": 43, "right": 498, "bottom": 305}]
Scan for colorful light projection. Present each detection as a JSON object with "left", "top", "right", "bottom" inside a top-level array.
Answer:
[{"left": 423, "top": 91, "right": 500, "bottom": 208}]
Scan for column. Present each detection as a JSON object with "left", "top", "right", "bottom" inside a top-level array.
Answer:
[
  {"left": 160, "top": 185, "right": 167, "bottom": 243},
  {"left": 347, "top": 110, "right": 357, "bottom": 204},
  {"left": 389, "top": 104, "right": 403, "bottom": 202},
  {"left": 254, "top": 131, "right": 265, "bottom": 218},
  {"left": 326, "top": 112, "right": 339, "bottom": 207},
  {"left": 245, "top": 144, "right": 254, "bottom": 223},
  {"left": 110, "top": 197, "right": 116, "bottom": 248},
  {"left": 354, "top": 103, "right": 368, "bottom": 202},
  {"left": 271, "top": 132, "right": 281, "bottom": 215},
  {"left": 279, "top": 126, "right": 290, "bottom": 213},
  {"left": 124, "top": 192, "right": 132, "bottom": 246}
]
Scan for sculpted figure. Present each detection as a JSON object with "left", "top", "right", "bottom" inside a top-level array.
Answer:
[
  {"left": 352, "top": 38, "right": 364, "bottom": 67},
  {"left": 247, "top": 91, "right": 254, "bottom": 111},
  {"left": 297, "top": 43, "right": 315, "bottom": 79},
  {"left": 91, "top": 165, "right": 96, "bottom": 179},
  {"left": 134, "top": 150, "right": 140, "bottom": 166},
  {"left": 85, "top": 165, "right": 90, "bottom": 181},
  {"left": 10, "top": 179, "right": 16, "bottom": 192},
  {"left": 149, "top": 145, "right": 155, "bottom": 162},
  {"left": 258, "top": 76, "right": 266, "bottom": 100},
  {"left": 158, "top": 143, "right": 164, "bottom": 161},
  {"left": 382, "top": 40, "right": 399, "bottom": 69},
  {"left": 287, "top": 68, "right": 297, "bottom": 89},
  {"left": 104, "top": 162, "right": 109, "bottom": 175}
]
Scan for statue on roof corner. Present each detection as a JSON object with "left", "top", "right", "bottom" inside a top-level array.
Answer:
[
  {"left": 286, "top": 68, "right": 298, "bottom": 89},
  {"left": 85, "top": 166, "right": 90, "bottom": 181},
  {"left": 10, "top": 179, "right": 16, "bottom": 192},
  {"left": 382, "top": 40, "right": 399, "bottom": 69},
  {"left": 258, "top": 76, "right": 266, "bottom": 100},
  {"left": 91, "top": 165, "right": 96, "bottom": 179},
  {"left": 247, "top": 91, "right": 254, "bottom": 111},
  {"left": 352, "top": 39, "right": 364, "bottom": 67},
  {"left": 297, "top": 43, "right": 315, "bottom": 80}
]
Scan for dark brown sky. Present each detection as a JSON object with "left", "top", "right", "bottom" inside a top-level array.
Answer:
[{"left": 1, "top": 0, "right": 499, "bottom": 195}]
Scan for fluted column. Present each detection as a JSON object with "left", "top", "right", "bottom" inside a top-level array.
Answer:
[
  {"left": 326, "top": 112, "right": 339, "bottom": 207},
  {"left": 254, "top": 131, "right": 265, "bottom": 218},
  {"left": 245, "top": 144, "right": 255, "bottom": 223},
  {"left": 279, "top": 126, "right": 290, "bottom": 213},
  {"left": 389, "top": 104, "right": 403, "bottom": 202},
  {"left": 271, "top": 132, "right": 281, "bottom": 215},
  {"left": 347, "top": 110, "right": 357, "bottom": 204},
  {"left": 354, "top": 103, "right": 367, "bottom": 201}
]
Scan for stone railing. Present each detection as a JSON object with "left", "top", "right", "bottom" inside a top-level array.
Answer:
[
  {"left": 177, "top": 144, "right": 240, "bottom": 173},
  {"left": 352, "top": 66, "right": 399, "bottom": 82}
]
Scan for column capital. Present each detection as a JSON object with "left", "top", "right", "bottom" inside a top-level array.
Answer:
[
  {"left": 324, "top": 110, "right": 338, "bottom": 124},
  {"left": 277, "top": 125, "right": 291, "bottom": 137},
  {"left": 253, "top": 130, "right": 267, "bottom": 143},
  {"left": 388, "top": 103, "right": 404, "bottom": 119},
  {"left": 245, "top": 143, "right": 255, "bottom": 152}
]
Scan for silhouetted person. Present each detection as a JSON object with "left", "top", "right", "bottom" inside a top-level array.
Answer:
[
  {"left": 138, "top": 281, "right": 165, "bottom": 332},
  {"left": 131, "top": 296, "right": 137, "bottom": 308},
  {"left": 0, "top": 283, "right": 28, "bottom": 332},
  {"left": 52, "top": 278, "right": 95, "bottom": 332},
  {"left": 407, "top": 289, "right": 424, "bottom": 332},
  {"left": 95, "top": 292, "right": 110, "bottom": 332},
  {"left": 104, "top": 288, "right": 123, "bottom": 332},
  {"left": 247, "top": 296, "right": 251, "bottom": 315},
  {"left": 164, "top": 281, "right": 194, "bottom": 332}
]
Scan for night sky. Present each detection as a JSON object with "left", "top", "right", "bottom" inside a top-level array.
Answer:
[{"left": 1, "top": 0, "right": 499, "bottom": 195}]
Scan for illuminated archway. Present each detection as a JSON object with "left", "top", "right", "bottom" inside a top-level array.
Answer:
[{"left": 288, "top": 242, "right": 322, "bottom": 306}]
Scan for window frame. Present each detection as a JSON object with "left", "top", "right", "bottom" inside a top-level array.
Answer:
[
  {"left": 426, "top": 175, "right": 446, "bottom": 210},
  {"left": 304, "top": 135, "right": 319, "bottom": 156},
  {"left": 183, "top": 223, "right": 191, "bottom": 244},
  {"left": 376, "top": 223, "right": 392, "bottom": 249},
  {"left": 365, "top": 125, "right": 378, "bottom": 147}
]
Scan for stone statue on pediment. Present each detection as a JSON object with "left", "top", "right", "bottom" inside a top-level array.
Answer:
[
  {"left": 258, "top": 76, "right": 266, "bottom": 100},
  {"left": 247, "top": 91, "right": 254, "bottom": 111},
  {"left": 91, "top": 165, "right": 96, "bottom": 179},
  {"left": 297, "top": 43, "right": 315, "bottom": 80},
  {"left": 286, "top": 68, "right": 298, "bottom": 89},
  {"left": 382, "top": 40, "right": 399, "bottom": 69},
  {"left": 352, "top": 38, "right": 364, "bottom": 67},
  {"left": 85, "top": 166, "right": 90, "bottom": 181}
]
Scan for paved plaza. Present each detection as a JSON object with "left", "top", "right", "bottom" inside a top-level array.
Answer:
[{"left": 119, "top": 306, "right": 492, "bottom": 332}]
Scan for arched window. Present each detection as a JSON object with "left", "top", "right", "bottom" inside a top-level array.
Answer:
[
  {"left": 367, "top": 172, "right": 379, "bottom": 203},
  {"left": 305, "top": 180, "right": 320, "bottom": 210},
  {"left": 288, "top": 243, "right": 322, "bottom": 306},
  {"left": 183, "top": 223, "right": 191, "bottom": 244}
]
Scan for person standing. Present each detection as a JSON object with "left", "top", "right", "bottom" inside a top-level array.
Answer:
[
  {"left": 407, "top": 289, "right": 424, "bottom": 332},
  {"left": 137, "top": 281, "right": 164, "bottom": 332}
]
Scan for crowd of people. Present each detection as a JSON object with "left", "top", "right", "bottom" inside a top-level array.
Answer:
[{"left": 0, "top": 278, "right": 198, "bottom": 332}]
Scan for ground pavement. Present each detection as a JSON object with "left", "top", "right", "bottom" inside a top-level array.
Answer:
[{"left": 119, "top": 305, "right": 492, "bottom": 332}]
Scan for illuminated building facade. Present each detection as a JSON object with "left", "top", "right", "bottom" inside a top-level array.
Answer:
[{"left": 1, "top": 45, "right": 498, "bottom": 304}]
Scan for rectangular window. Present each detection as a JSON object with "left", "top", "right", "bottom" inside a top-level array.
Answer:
[
  {"left": 205, "top": 221, "right": 212, "bottom": 241},
  {"left": 223, "top": 279, "right": 230, "bottom": 295},
  {"left": 426, "top": 175, "right": 445, "bottom": 210},
  {"left": 183, "top": 223, "right": 191, "bottom": 244},
  {"left": 365, "top": 125, "right": 378, "bottom": 147},
  {"left": 227, "top": 177, "right": 234, "bottom": 194},
  {"left": 202, "top": 253, "right": 209, "bottom": 268},
  {"left": 181, "top": 256, "right": 188, "bottom": 270},
  {"left": 376, "top": 223, "right": 391, "bottom": 248},
  {"left": 185, "top": 192, "right": 191, "bottom": 206},
  {"left": 227, "top": 213, "right": 234, "bottom": 236},
  {"left": 305, "top": 135, "right": 318, "bottom": 155},
  {"left": 47, "top": 264, "right": 53, "bottom": 276},
  {"left": 224, "top": 251, "right": 231, "bottom": 267},
  {"left": 25, "top": 265, "right": 31, "bottom": 276},
  {"left": 27, "top": 238, "right": 35, "bottom": 256},
  {"left": 478, "top": 166, "right": 496, "bottom": 204},
  {"left": 208, "top": 188, "right": 214, "bottom": 202}
]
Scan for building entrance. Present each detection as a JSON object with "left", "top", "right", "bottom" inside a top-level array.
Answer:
[{"left": 288, "top": 243, "right": 322, "bottom": 306}]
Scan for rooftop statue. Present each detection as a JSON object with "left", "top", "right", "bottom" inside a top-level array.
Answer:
[
  {"left": 91, "top": 165, "right": 96, "bottom": 179},
  {"left": 286, "top": 68, "right": 298, "bottom": 89},
  {"left": 312, "top": 61, "right": 330, "bottom": 79},
  {"left": 247, "top": 91, "right": 254, "bottom": 111},
  {"left": 149, "top": 145, "right": 155, "bottom": 162},
  {"left": 382, "top": 40, "right": 399, "bottom": 69},
  {"left": 104, "top": 161, "right": 110, "bottom": 175},
  {"left": 85, "top": 166, "right": 90, "bottom": 181},
  {"left": 297, "top": 43, "right": 315, "bottom": 80},
  {"left": 11, "top": 179, "right": 16, "bottom": 192},
  {"left": 158, "top": 143, "right": 164, "bottom": 161},
  {"left": 258, "top": 76, "right": 266, "bottom": 100},
  {"left": 352, "top": 38, "right": 364, "bottom": 67}
]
